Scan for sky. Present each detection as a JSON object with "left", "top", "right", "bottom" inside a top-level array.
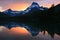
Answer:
[{"left": 0, "top": 0, "right": 60, "bottom": 11}]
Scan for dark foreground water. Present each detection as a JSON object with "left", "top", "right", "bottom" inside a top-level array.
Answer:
[{"left": 0, "top": 21, "right": 60, "bottom": 40}]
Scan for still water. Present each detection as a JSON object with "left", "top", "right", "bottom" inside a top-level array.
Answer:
[{"left": 0, "top": 22, "right": 60, "bottom": 40}]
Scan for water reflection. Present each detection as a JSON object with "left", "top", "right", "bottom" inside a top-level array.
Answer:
[
  {"left": 0, "top": 22, "right": 40, "bottom": 36},
  {"left": 11, "top": 27, "right": 30, "bottom": 35},
  {"left": 0, "top": 21, "right": 60, "bottom": 40}
]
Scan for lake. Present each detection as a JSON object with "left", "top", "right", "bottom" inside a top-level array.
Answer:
[{"left": 0, "top": 21, "right": 60, "bottom": 40}]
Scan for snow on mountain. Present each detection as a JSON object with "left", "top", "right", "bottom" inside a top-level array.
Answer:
[
  {"left": 24, "top": 2, "right": 48, "bottom": 14},
  {"left": 3, "top": 9, "right": 23, "bottom": 16},
  {"left": 29, "top": 2, "right": 40, "bottom": 8},
  {"left": 2, "top": 2, "right": 48, "bottom": 16}
]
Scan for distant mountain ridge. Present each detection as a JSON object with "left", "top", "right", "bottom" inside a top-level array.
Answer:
[
  {"left": 0, "top": 2, "right": 48, "bottom": 17},
  {"left": 0, "top": 2, "right": 60, "bottom": 19},
  {"left": 24, "top": 2, "right": 48, "bottom": 14},
  {"left": 3, "top": 9, "right": 23, "bottom": 16}
]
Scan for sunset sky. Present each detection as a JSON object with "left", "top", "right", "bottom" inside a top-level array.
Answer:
[{"left": 0, "top": 0, "right": 60, "bottom": 11}]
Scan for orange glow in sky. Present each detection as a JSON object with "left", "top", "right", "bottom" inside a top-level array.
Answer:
[
  {"left": 8, "top": 3, "right": 29, "bottom": 11},
  {"left": 0, "top": 0, "right": 60, "bottom": 11},
  {"left": 0, "top": 3, "right": 52, "bottom": 11}
]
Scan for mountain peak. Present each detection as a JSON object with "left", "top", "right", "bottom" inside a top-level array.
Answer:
[
  {"left": 24, "top": 2, "right": 46, "bottom": 13},
  {"left": 4, "top": 9, "right": 12, "bottom": 13},
  {"left": 29, "top": 2, "right": 40, "bottom": 8},
  {"left": 32, "top": 2, "right": 39, "bottom": 5},
  {"left": 7, "top": 9, "right": 12, "bottom": 12}
]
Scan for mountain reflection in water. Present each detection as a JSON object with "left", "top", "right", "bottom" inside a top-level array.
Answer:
[{"left": 0, "top": 21, "right": 60, "bottom": 40}]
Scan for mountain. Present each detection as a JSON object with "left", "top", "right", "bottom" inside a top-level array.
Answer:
[
  {"left": 1, "top": 2, "right": 60, "bottom": 22},
  {"left": 47, "top": 4, "right": 60, "bottom": 16},
  {"left": 54, "top": 4, "right": 60, "bottom": 13},
  {"left": 2, "top": 2, "right": 48, "bottom": 17},
  {"left": 24, "top": 2, "right": 48, "bottom": 14},
  {"left": 2, "top": 2, "right": 48, "bottom": 20},
  {"left": 43, "top": 4, "right": 60, "bottom": 24},
  {"left": 3, "top": 9, "right": 23, "bottom": 17},
  {"left": 0, "top": 12, "right": 9, "bottom": 17}
]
